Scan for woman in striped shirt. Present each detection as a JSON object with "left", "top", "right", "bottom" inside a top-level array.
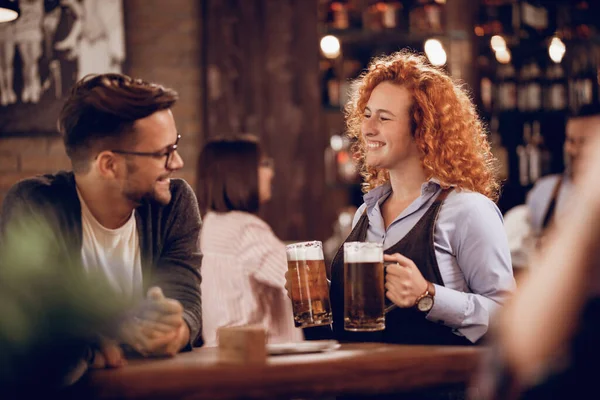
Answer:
[{"left": 197, "top": 135, "right": 303, "bottom": 347}]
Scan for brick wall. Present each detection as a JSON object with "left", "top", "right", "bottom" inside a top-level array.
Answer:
[{"left": 0, "top": 0, "right": 204, "bottom": 204}]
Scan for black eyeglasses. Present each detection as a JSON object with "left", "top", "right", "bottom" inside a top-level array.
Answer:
[{"left": 111, "top": 135, "right": 181, "bottom": 169}]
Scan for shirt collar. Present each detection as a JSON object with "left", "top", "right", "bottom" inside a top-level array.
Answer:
[{"left": 363, "top": 178, "right": 444, "bottom": 211}]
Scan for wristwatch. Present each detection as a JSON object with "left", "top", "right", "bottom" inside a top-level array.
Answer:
[{"left": 415, "top": 281, "right": 435, "bottom": 313}]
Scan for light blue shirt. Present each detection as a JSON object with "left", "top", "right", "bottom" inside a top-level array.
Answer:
[
  {"left": 526, "top": 174, "right": 573, "bottom": 236},
  {"left": 353, "top": 180, "right": 516, "bottom": 343}
]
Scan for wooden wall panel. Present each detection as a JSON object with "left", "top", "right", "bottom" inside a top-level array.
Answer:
[{"left": 203, "top": 0, "right": 325, "bottom": 241}]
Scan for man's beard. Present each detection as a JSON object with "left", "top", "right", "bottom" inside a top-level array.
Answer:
[
  {"left": 124, "top": 181, "right": 172, "bottom": 206},
  {"left": 123, "top": 164, "right": 172, "bottom": 205}
]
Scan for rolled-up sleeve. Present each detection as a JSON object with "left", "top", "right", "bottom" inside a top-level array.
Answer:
[{"left": 426, "top": 195, "right": 516, "bottom": 343}]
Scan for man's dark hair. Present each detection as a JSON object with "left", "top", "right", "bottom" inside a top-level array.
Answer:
[
  {"left": 58, "top": 73, "right": 178, "bottom": 172},
  {"left": 571, "top": 104, "right": 600, "bottom": 119},
  {"left": 197, "top": 135, "right": 264, "bottom": 216}
]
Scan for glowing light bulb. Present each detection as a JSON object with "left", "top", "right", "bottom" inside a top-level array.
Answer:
[
  {"left": 0, "top": 8, "right": 18, "bottom": 23},
  {"left": 490, "top": 35, "right": 507, "bottom": 52},
  {"left": 424, "top": 39, "right": 447, "bottom": 66},
  {"left": 320, "top": 35, "right": 341, "bottom": 59},
  {"left": 330, "top": 135, "right": 343, "bottom": 151},
  {"left": 548, "top": 37, "right": 566, "bottom": 64},
  {"left": 495, "top": 49, "right": 512, "bottom": 64}
]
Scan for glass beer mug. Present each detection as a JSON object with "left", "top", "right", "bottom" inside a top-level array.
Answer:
[
  {"left": 286, "top": 241, "right": 332, "bottom": 328},
  {"left": 343, "top": 242, "right": 395, "bottom": 331}
]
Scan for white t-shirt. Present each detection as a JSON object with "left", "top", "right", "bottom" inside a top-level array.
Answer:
[{"left": 77, "top": 189, "right": 143, "bottom": 301}]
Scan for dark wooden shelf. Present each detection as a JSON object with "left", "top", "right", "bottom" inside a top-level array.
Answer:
[{"left": 321, "top": 28, "right": 446, "bottom": 47}]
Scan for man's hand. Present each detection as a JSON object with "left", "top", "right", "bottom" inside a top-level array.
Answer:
[
  {"left": 89, "top": 339, "right": 127, "bottom": 369},
  {"left": 120, "top": 287, "right": 190, "bottom": 357},
  {"left": 384, "top": 253, "right": 429, "bottom": 308}
]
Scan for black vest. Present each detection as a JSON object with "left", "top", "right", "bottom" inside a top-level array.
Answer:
[
  {"left": 329, "top": 188, "right": 472, "bottom": 345},
  {"left": 541, "top": 176, "right": 563, "bottom": 231}
]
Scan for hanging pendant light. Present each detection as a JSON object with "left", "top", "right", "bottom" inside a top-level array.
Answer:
[{"left": 0, "top": 0, "right": 19, "bottom": 23}]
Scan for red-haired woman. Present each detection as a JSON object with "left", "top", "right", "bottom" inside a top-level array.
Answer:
[{"left": 313, "top": 51, "right": 515, "bottom": 345}]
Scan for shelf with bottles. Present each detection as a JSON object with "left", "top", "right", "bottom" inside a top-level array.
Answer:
[
  {"left": 318, "top": 1, "right": 452, "bottom": 111},
  {"left": 319, "top": 0, "right": 446, "bottom": 37},
  {"left": 486, "top": 110, "right": 565, "bottom": 213},
  {"left": 478, "top": 55, "right": 573, "bottom": 117},
  {"left": 476, "top": 0, "right": 600, "bottom": 120},
  {"left": 321, "top": 28, "right": 445, "bottom": 48},
  {"left": 475, "top": 0, "right": 600, "bottom": 43},
  {"left": 478, "top": 39, "right": 600, "bottom": 117}
]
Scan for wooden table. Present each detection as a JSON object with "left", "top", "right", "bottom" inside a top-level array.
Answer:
[{"left": 70, "top": 343, "right": 484, "bottom": 399}]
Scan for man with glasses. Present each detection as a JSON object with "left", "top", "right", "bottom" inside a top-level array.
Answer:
[{"left": 0, "top": 73, "right": 202, "bottom": 368}]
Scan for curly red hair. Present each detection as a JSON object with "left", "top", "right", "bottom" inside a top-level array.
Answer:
[{"left": 346, "top": 50, "right": 499, "bottom": 201}]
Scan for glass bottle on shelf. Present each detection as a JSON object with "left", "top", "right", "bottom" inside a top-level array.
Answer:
[
  {"left": 382, "top": 2, "right": 402, "bottom": 30},
  {"left": 545, "top": 63, "right": 566, "bottom": 111},
  {"left": 410, "top": 0, "right": 444, "bottom": 35},
  {"left": 527, "top": 60, "right": 542, "bottom": 112},
  {"left": 519, "top": 1, "right": 549, "bottom": 38},
  {"left": 568, "top": 56, "right": 580, "bottom": 113},
  {"left": 528, "top": 120, "right": 551, "bottom": 183},
  {"left": 517, "top": 63, "right": 531, "bottom": 112},
  {"left": 481, "top": 76, "right": 494, "bottom": 113},
  {"left": 321, "top": 61, "right": 341, "bottom": 108},
  {"left": 362, "top": 1, "right": 384, "bottom": 32},
  {"left": 329, "top": 1, "right": 350, "bottom": 30},
  {"left": 496, "top": 62, "right": 517, "bottom": 111},
  {"left": 479, "top": 55, "right": 494, "bottom": 113},
  {"left": 569, "top": 53, "right": 594, "bottom": 113},
  {"left": 517, "top": 122, "right": 531, "bottom": 186},
  {"left": 489, "top": 116, "right": 509, "bottom": 181}
]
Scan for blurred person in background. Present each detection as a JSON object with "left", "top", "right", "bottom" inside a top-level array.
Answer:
[
  {"left": 527, "top": 104, "right": 600, "bottom": 242},
  {"left": 0, "top": 73, "right": 202, "bottom": 372},
  {"left": 472, "top": 133, "right": 600, "bottom": 400},
  {"left": 505, "top": 104, "right": 600, "bottom": 277},
  {"left": 197, "top": 135, "right": 303, "bottom": 347},
  {"left": 286, "top": 51, "right": 515, "bottom": 346}
]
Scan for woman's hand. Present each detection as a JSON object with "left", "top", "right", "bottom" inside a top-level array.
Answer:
[
  {"left": 384, "top": 253, "right": 429, "bottom": 308},
  {"left": 284, "top": 270, "right": 292, "bottom": 299}
]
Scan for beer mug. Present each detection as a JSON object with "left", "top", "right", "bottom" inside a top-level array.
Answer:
[
  {"left": 343, "top": 242, "right": 395, "bottom": 332},
  {"left": 286, "top": 241, "right": 332, "bottom": 328}
]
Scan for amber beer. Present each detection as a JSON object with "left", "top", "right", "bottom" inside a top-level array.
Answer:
[
  {"left": 286, "top": 241, "right": 332, "bottom": 328},
  {"left": 344, "top": 242, "right": 385, "bottom": 331}
]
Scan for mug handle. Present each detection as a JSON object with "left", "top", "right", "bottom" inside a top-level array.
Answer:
[
  {"left": 383, "top": 261, "right": 398, "bottom": 314},
  {"left": 385, "top": 303, "right": 397, "bottom": 314}
]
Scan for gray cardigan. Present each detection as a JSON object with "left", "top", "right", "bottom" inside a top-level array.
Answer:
[{"left": 0, "top": 171, "right": 203, "bottom": 346}]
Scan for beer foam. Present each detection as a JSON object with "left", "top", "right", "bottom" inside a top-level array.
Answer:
[
  {"left": 344, "top": 242, "right": 383, "bottom": 263},
  {"left": 286, "top": 241, "right": 324, "bottom": 261}
]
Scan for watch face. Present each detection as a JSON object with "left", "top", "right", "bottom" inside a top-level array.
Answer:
[{"left": 417, "top": 296, "right": 434, "bottom": 312}]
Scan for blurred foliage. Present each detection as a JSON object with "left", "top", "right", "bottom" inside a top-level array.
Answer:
[{"left": 0, "top": 216, "right": 128, "bottom": 392}]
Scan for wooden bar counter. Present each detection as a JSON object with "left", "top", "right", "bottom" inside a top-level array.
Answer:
[{"left": 69, "top": 343, "right": 484, "bottom": 399}]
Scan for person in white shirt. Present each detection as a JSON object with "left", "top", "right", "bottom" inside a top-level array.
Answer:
[{"left": 197, "top": 135, "right": 303, "bottom": 346}]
